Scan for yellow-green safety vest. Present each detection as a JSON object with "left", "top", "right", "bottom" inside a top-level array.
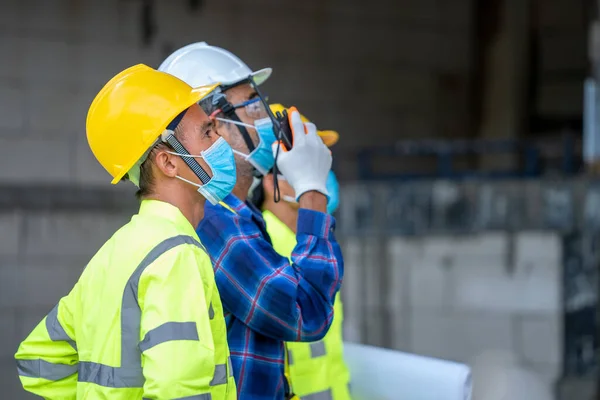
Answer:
[
  {"left": 263, "top": 210, "right": 352, "bottom": 400},
  {"left": 15, "top": 200, "right": 236, "bottom": 399}
]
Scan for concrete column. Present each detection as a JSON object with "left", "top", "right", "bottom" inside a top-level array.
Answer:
[{"left": 477, "top": 0, "right": 531, "bottom": 170}]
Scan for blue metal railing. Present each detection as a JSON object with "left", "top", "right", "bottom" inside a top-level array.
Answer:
[{"left": 356, "top": 136, "right": 580, "bottom": 181}]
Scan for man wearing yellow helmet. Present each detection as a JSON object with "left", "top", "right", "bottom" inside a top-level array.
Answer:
[
  {"left": 159, "top": 43, "right": 344, "bottom": 400},
  {"left": 250, "top": 105, "right": 352, "bottom": 400},
  {"left": 15, "top": 64, "right": 237, "bottom": 400}
]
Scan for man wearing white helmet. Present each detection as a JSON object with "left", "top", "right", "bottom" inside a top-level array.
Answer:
[{"left": 159, "top": 43, "right": 344, "bottom": 400}]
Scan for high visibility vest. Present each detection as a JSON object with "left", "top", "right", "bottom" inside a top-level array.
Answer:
[
  {"left": 15, "top": 200, "right": 236, "bottom": 399},
  {"left": 263, "top": 210, "right": 352, "bottom": 400}
]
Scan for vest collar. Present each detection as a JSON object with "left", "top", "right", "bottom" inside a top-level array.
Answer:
[{"left": 138, "top": 199, "right": 199, "bottom": 239}]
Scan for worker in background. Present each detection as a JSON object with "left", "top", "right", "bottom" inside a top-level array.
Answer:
[
  {"left": 248, "top": 104, "right": 352, "bottom": 400},
  {"left": 159, "top": 42, "right": 344, "bottom": 400},
  {"left": 15, "top": 64, "right": 237, "bottom": 400}
]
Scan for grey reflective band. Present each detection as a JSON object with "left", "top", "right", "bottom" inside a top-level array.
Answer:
[
  {"left": 78, "top": 235, "right": 227, "bottom": 389},
  {"left": 209, "top": 302, "right": 214, "bottom": 320},
  {"left": 145, "top": 394, "right": 212, "bottom": 400},
  {"left": 79, "top": 361, "right": 144, "bottom": 388},
  {"left": 310, "top": 341, "right": 326, "bottom": 358},
  {"left": 17, "top": 359, "right": 78, "bottom": 381},
  {"left": 46, "top": 303, "right": 77, "bottom": 351},
  {"left": 287, "top": 348, "right": 294, "bottom": 365},
  {"left": 303, "top": 389, "right": 333, "bottom": 400},
  {"left": 209, "top": 363, "right": 228, "bottom": 386},
  {"left": 17, "top": 306, "right": 78, "bottom": 381},
  {"left": 228, "top": 356, "right": 233, "bottom": 377},
  {"left": 287, "top": 342, "right": 326, "bottom": 367},
  {"left": 139, "top": 321, "right": 199, "bottom": 353}
]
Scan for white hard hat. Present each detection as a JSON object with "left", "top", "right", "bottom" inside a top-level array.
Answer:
[{"left": 158, "top": 42, "right": 272, "bottom": 88}]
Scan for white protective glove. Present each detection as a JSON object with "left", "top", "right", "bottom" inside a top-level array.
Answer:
[{"left": 271, "top": 109, "right": 332, "bottom": 201}]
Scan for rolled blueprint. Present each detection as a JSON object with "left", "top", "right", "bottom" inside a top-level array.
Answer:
[{"left": 344, "top": 342, "right": 472, "bottom": 400}]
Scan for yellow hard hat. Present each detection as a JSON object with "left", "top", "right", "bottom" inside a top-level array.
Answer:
[
  {"left": 269, "top": 103, "right": 339, "bottom": 147},
  {"left": 86, "top": 64, "right": 219, "bottom": 184}
]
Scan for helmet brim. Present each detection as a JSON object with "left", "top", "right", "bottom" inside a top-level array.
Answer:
[
  {"left": 249, "top": 68, "right": 272, "bottom": 86},
  {"left": 318, "top": 130, "right": 340, "bottom": 147}
]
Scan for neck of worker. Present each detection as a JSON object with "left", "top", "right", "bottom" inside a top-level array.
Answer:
[
  {"left": 232, "top": 173, "right": 253, "bottom": 202},
  {"left": 263, "top": 198, "right": 298, "bottom": 233},
  {"left": 148, "top": 186, "right": 205, "bottom": 229}
]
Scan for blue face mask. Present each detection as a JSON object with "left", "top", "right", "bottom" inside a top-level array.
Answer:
[
  {"left": 216, "top": 117, "right": 277, "bottom": 175},
  {"left": 168, "top": 137, "right": 237, "bottom": 205},
  {"left": 326, "top": 170, "right": 340, "bottom": 214}
]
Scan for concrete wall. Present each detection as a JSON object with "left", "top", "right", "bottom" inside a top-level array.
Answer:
[
  {"left": 0, "top": 198, "right": 134, "bottom": 398},
  {"left": 0, "top": 0, "right": 475, "bottom": 181},
  {"left": 341, "top": 233, "right": 563, "bottom": 398},
  {"left": 535, "top": 0, "right": 586, "bottom": 120}
]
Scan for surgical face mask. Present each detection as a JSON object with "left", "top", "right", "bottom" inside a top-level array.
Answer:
[
  {"left": 325, "top": 170, "right": 340, "bottom": 214},
  {"left": 167, "top": 137, "right": 237, "bottom": 205},
  {"left": 216, "top": 117, "right": 276, "bottom": 175},
  {"left": 278, "top": 171, "right": 340, "bottom": 215}
]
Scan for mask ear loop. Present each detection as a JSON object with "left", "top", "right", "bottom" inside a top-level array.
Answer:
[
  {"left": 161, "top": 130, "right": 211, "bottom": 184},
  {"left": 214, "top": 117, "right": 255, "bottom": 130},
  {"left": 212, "top": 88, "right": 257, "bottom": 154}
]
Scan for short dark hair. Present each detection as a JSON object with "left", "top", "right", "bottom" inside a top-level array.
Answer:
[
  {"left": 133, "top": 125, "right": 184, "bottom": 200},
  {"left": 135, "top": 149, "right": 159, "bottom": 200}
]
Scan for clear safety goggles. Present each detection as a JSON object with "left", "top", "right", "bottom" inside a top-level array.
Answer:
[
  {"left": 199, "top": 87, "right": 269, "bottom": 120},
  {"left": 230, "top": 96, "right": 269, "bottom": 120}
]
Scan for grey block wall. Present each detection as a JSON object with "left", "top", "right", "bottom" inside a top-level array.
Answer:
[
  {"left": 0, "top": 206, "right": 133, "bottom": 399},
  {"left": 0, "top": 0, "right": 475, "bottom": 182},
  {"left": 341, "top": 233, "right": 562, "bottom": 399}
]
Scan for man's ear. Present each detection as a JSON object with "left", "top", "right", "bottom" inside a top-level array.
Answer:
[{"left": 153, "top": 149, "right": 178, "bottom": 179}]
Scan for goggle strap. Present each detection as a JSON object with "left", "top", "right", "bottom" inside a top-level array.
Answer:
[{"left": 223, "top": 107, "right": 256, "bottom": 153}]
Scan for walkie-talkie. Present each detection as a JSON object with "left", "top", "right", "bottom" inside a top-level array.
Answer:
[
  {"left": 248, "top": 79, "right": 294, "bottom": 202},
  {"left": 273, "top": 109, "right": 294, "bottom": 151}
]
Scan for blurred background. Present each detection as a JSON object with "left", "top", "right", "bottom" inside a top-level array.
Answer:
[{"left": 0, "top": 0, "right": 597, "bottom": 399}]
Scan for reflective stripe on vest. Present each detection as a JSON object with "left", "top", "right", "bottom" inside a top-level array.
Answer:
[
  {"left": 303, "top": 390, "right": 333, "bottom": 400},
  {"left": 16, "top": 303, "right": 79, "bottom": 381},
  {"left": 46, "top": 303, "right": 77, "bottom": 351},
  {"left": 287, "top": 341, "right": 326, "bottom": 366},
  {"left": 17, "top": 359, "right": 78, "bottom": 381},
  {"left": 138, "top": 321, "right": 199, "bottom": 352},
  {"left": 144, "top": 395, "right": 212, "bottom": 400},
  {"left": 287, "top": 341, "right": 333, "bottom": 399},
  {"left": 75, "top": 235, "right": 231, "bottom": 388},
  {"left": 209, "top": 302, "right": 215, "bottom": 319}
]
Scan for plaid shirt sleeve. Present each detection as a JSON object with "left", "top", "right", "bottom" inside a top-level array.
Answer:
[{"left": 200, "top": 208, "right": 344, "bottom": 342}]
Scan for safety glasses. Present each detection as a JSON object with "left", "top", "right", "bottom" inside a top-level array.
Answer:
[
  {"left": 231, "top": 96, "right": 269, "bottom": 120},
  {"left": 198, "top": 87, "right": 269, "bottom": 121}
]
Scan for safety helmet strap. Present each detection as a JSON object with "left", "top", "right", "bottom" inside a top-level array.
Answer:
[{"left": 162, "top": 132, "right": 211, "bottom": 184}]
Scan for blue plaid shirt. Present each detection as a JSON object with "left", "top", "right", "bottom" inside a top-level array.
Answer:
[{"left": 196, "top": 194, "right": 344, "bottom": 400}]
